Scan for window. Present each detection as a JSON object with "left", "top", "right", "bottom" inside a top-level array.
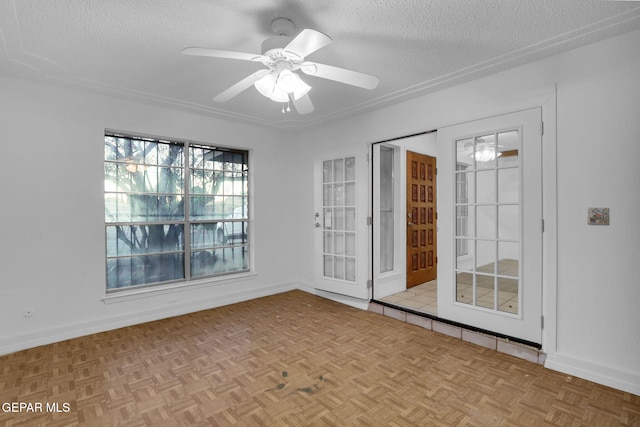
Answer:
[
  {"left": 104, "top": 133, "right": 249, "bottom": 291},
  {"left": 379, "top": 146, "right": 394, "bottom": 273},
  {"left": 455, "top": 163, "right": 469, "bottom": 256}
]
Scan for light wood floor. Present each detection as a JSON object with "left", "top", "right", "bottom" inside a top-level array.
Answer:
[{"left": 1, "top": 290, "right": 638, "bottom": 426}]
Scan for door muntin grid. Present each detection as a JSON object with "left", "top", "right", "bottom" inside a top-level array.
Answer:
[
  {"left": 454, "top": 130, "right": 521, "bottom": 315},
  {"left": 322, "top": 157, "right": 356, "bottom": 282}
]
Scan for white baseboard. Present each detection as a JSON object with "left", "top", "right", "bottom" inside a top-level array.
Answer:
[
  {"left": 0, "top": 281, "right": 298, "bottom": 357},
  {"left": 545, "top": 352, "right": 640, "bottom": 396}
]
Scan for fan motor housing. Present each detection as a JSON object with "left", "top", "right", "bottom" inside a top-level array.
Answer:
[{"left": 261, "top": 36, "right": 303, "bottom": 66}]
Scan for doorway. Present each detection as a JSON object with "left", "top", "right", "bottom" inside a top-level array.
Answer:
[
  {"left": 372, "top": 133, "right": 438, "bottom": 314},
  {"left": 372, "top": 108, "right": 543, "bottom": 345},
  {"left": 406, "top": 151, "right": 437, "bottom": 288}
]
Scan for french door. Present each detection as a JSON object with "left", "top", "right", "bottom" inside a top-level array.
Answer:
[
  {"left": 437, "top": 108, "right": 543, "bottom": 344},
  {"left": 314, "top": 150, "right": 370, "bottom": 299}
]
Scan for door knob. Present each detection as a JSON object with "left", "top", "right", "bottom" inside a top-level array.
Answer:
[{"left": 408, "top": 222, "right": 415, "bottom": 227}]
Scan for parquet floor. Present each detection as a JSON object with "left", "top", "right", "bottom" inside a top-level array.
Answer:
[{"left": 1, "top": 290, "right": 638, "bottom": 426}]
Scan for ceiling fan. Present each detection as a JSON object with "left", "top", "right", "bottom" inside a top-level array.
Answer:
[
  {"left": 182, "top": 18, "right": 379, "bottom": 115},
  {"left": 461, "top": 137, "right": 518, "bottom": 163}
]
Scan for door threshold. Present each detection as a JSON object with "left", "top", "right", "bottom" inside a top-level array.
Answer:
[{"left": 370, "top": 299, "right": 542, "bottom": 350}]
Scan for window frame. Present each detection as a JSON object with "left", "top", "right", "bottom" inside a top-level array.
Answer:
[{"left": 104, "top": 131, "right": 251, "bottom": 293}]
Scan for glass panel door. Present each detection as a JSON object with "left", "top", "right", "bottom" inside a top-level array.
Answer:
[
  {"left": 314, "top": 150, "right": 369, "bottom": 300},
  {"left": 437, "top": 108, "right": 542, "bottom": 344},
  {"left": 322, "top": 157, "right": 357, "bottom": 282}
]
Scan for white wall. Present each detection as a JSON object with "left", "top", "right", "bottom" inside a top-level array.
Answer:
[
  {"left": 293, "top": 29, "right": 640, "bottom": 394},
  {"left": 1, "top": 28, "right": 638, "bottom": 396},
  {"left": 0, "top": 76, "right": 297, "bottom": 354}
]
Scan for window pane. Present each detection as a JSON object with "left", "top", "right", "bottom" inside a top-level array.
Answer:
[
  {"left": 475, "top": 134, "right": 498, "bottom": 169},
  {"left": 105, "top": 136, "right": 118, "bottom": 161},
  {"left": 323, "top": 184, "right": 332, "bottom": 207},
  {"left": 498, "top": 242, "right": 519, "bottom": 277},
  {"left": 143, "top": 141, "right": 158, "bottom": 165},
  {"left": 345, "top": 258, "right": 356, "bottom": 281},
  {"left": 191, "top": 247, "right": 248, "bottom": 277},
  {"left": 324, "top": 231, "right": 333, "bottom": 253},
  {"left": 498, "top": 277, "right": 519, "bottom": 314},
  {"left": 323, "top": 161, "right": 333, "bottom": 183},
  {"left": 497, "top": 131, "right": 519, "bottom": 168},
  {"left": 456, "top": 272, "right": 473, "bottom": 304},
  {"left": 105, "top": 134, "right": 249, "bottom": 290},
  {"left": 345, "top": 182, "right": 356, "bottom": 206},
  {"left": 498, "top": 205, "right": 520, "bottom": 241},
  {"left": 498, "top": 168, "right": 519, "bottom": 204},
  {"left": 476, "top": 240, "right": 496, "bottom": 273},
  {"left": 345, "top": 207, "right": 356, "bottom": 231},
  {"left": 216, "top": 220, "right": 247, "bottom": 245},
  {"left": 456, "top": 205, "right": 474, "bottom": 238},
  {"left": 476, "top": 170, "right": 496, "bottom": 204},
  {"left": 107, "top": 253, "right": 185, "bottom": 289},
  {"left": 334, "top": 256, "right": 345, "bottom": 280},
  {"left": 476, "top": 274, "right": 495, "bottom": 309},
  {"left": 334, "top": 159, "right": 344, "bottom": 182},
  {"left": 106, "top": 224, "right": 184, "bottom": 257},
  {"left": 190, "top": 196, "right": 224, "bottom": 220},
  {"left": 456, "top": 138, "right": 474, "bottom": 166},
  {"left": 333, "top": 208, "right": 344, "bottom": 231},
  {"left": 345, "top": 157, "right": 356, "bottom": 181},
  {"left": 476, "top": 206, "right": 496, "bottom": 239},
  {"left": 105, "top": 194, "right": 184, "bottom": 222},
  {"left": 333, "top": 183, "right": 344, "bottom": 206},
  {"left": 345, "top": 232, "right": 355, "bottom": 256},
  {"left": 190, "top": 223, "right": 221, "bottom": 249},
  {"left": 324, "top": 255, "right": 333, "bottom": 277}
]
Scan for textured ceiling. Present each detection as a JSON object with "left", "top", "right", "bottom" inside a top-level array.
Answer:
[{"left": 1, "top": 1, "right": 639, "bottom": 130}]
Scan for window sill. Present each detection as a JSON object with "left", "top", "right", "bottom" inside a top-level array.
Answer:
[{"left": 101, "top": 271, "right": 257, "bottom": 304}]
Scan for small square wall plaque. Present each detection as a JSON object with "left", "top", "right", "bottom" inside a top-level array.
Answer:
[{"left": 588, "top": 207, "right": 609, "bottom": 225}]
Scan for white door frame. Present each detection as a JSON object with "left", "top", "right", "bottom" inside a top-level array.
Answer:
[
  {"left": 313, "top": 146, "right": 371, "bottom": 301},
  {"left": 437, "top": 107, "right": 543, "bottom": 344},
  {"left": 367, "top": 85, "right": 557, "bottom": 352}
]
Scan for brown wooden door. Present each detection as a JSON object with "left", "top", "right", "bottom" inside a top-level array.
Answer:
[{"left": 406, "top": 151, "right": 437, "bottom": 288}]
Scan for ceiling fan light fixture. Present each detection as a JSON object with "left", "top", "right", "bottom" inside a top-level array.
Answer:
[
  {"left": 269, "top": 85, "right": 290, "bottom": 103},
  {"left": 275, "top": 69, "right": 299, "bottom": 93},
  {"left": 473, "top": 146, "right": 502, "bottom": 162},
  {"left": 255, "top": 69, "right": 311, "bottom": 103},
  {"left": 291, "top": 77, "right": 311, "bottom": 100},
  {"left": 254, "top": 71, "right": 278, "bottom": 98}
]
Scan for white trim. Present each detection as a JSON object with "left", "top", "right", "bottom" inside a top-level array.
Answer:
[
  {"left": 545, "top": 353, "right": 640, "bottom": 396},
  {"left": 438, "top": 84, "right": 558, "bottom": 353},
  {"left": 540, "top": 88, "right": 558, "bottom": 355},
  {"left": 0, "top": 280, "right": 296, "bottom": 357},
  {"left": 102, "top": 272, "right": 258, "bottom": 304}
]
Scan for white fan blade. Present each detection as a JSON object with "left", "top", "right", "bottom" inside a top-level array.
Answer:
[
  {"left": 213, "top": 69, "right": 270, "bottom": 102},
  {"left": 284, "top": 29, "right": 332, "bottom": 59},
  {"left": 301, "top": 62, "right": 379, "bottom": 89},
  {"left": 291, "top": 93, "right": 314, "bottom": 115},
  {"left": 182, "top": 47, "right": 266, "bottom": 63}
]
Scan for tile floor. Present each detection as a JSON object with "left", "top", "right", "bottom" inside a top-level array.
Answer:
[
  {"left": 378, "top": 280, "right": 438, "bottom": 315},
  {"left": 378, "top": 278, "right": 520, "bottom": 316}
]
